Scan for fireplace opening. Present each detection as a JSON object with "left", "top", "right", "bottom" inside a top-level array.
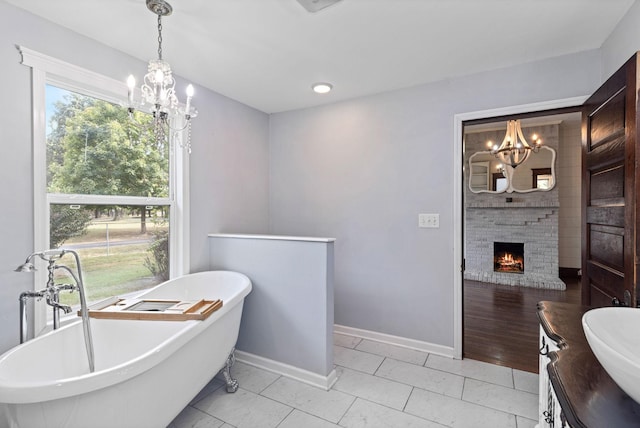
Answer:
[{"left": 494, "top": 242, "right": 524, "bottom": 274}]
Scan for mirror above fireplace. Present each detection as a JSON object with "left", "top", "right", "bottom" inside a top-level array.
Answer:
[{"left": 468, "top": 146, "right": 556, "bottom": 194}]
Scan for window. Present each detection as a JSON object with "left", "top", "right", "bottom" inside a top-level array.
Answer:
[
  {"left": 20, "top": 47, "right": 189, "bottom": 331},
  {"left": 532, "top": 168, "right": 553, "bottom": 189},
  {"left": 491, "top": 172, "right": 508, "bottom": 192}
]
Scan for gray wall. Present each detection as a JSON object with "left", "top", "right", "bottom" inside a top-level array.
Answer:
[
  {"left": 188, "top": 82, "right": 270, "bottom": 272},
  {"left": 0, "top": 1, "right": 269, "bottom": 353},
  {"left": 210, "top": 235, "right": 334, "bottom": 379},
  {"left": 268, "top": 51, "right": 601, "bottom": 348},
  {"left": 3, "top": 0, "right": 640, "bottom": 356}
]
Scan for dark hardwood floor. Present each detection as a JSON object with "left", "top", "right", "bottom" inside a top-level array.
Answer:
[{"left": 463, "top": 276, "right": 581, "bottom": 373}]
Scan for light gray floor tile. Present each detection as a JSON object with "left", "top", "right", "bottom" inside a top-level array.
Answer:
[
  {"left": 261, "top": 376, "right": 355, "bottom": 423},
  {"left": 516, "top": 416, "right": 538, "bottom": 428},
  {"left": 462, "top": 378, "right": 538, "bottom": 420},
  {"left": 405, "top": 387, "right": 517, "bottom": 428},
  {"left": 334, "top": 333, "right": 362, "bottom": 349},
  {"left": 190, "top": 378, "right": 226, "bottom": 405},
  {"left": 176, "top": 333, "right": 538, "bottom": 428},
  {"left": 340, "top": 398, "right": 446, "bottom": 428},
  {"left": 334, "top": 345, "right": 385, "bottom": 374},
  {"left": 513, "top": 369, "right": 538, "bottom": 394},
  {"left": 425, "top": 355, "right": 513, "bottom": 388},
  {"left": 278, "top": 409, "right": 341, "bottom": 428},
  {"left": 222, "top": 361, "right": 280, "bottom": 394},
  {"left": 355, "top": 339, "right": 429, "bottom": 365},
  {"left": 376, "top": 358, "right": 465, "bottom": 399},
  {"left": 167, "top": 406, "right": 225, "bottom": 428},
  {"left": 194, "top": 387, "right": 292, "bottom": 428},
  {"left": 333, "top": 366, "right": 412, "bottom": 410}
]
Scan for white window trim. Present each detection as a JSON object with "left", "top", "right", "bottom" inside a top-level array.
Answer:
[{"left": 18, "top": 45, "right": 190, "bottom": 336}]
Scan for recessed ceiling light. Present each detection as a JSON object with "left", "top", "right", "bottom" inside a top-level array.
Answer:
[{"left": 312, "top": 83, "right": 333, "bottom": 94}]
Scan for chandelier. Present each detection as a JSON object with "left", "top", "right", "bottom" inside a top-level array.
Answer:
[
  {"left": 488, "top": 120, "right": 542, "bottom": 168},
  {"left": 126, "top": 0, "right": 197, "bottom": 152}
]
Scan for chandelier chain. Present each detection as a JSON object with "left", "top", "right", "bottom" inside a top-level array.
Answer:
[
  {"left": 157, "top": 14, "right": 163, "bottom": 60},
  {"left": 186, "top": 120, "right": 192, "bottom": 153}
]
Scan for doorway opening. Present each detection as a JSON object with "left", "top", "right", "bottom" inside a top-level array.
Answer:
[{"left": 457, "top": 106, "right": 583, "bottom": 372}]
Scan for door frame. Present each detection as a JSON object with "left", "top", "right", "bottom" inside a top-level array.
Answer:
[{"left": 452, "top": 95, "right": 588, "bottom": 359}]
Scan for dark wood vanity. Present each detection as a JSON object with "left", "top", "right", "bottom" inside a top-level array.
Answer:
[{"left": 537, "top": 301, "right": 640, "bottom": 427}]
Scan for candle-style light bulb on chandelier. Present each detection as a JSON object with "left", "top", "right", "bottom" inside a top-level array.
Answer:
[
  {"left": 489, "top": 120, "right": 542, "bottom": 168},
  {"left": 126, "top": 0, "right": 197, "bottom": 152}
]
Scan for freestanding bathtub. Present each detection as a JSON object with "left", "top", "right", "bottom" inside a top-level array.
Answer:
[{"left": 0, "top": 270, "right": 252, "bottom": 428}]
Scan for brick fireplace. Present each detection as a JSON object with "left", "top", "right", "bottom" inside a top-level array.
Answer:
[
  {"left": 464, "top": 122, "right": 566, "bottom": 290},
  {"left": 464, "top": 204, "right": 565, "bottom": 289}
]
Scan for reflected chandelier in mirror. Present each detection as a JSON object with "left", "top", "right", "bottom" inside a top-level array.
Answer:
[{"left": 468, "top": 146, "right": 556, "bottom": 194}]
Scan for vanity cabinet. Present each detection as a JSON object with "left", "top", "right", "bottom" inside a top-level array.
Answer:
[
  {"left": 537, "top": 325, "right": 565, "bottom": 428},
  {"left": 537, "top": 301, "right": 640, "bottom": 428}
]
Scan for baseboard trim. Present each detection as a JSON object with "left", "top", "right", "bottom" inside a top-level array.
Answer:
[
  {"left": 235, "top": 350, "right": 337, "bottom": 391},
  {"left": 334, "top": 324, "right": 455, "bottom": 358},
  {"left": 559, "top": 267, "right": 581, "bottom": 279}
]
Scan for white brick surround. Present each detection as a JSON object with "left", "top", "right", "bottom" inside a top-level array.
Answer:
[{"left": 464, "top": 205, "right": 565, "bottom": 289}]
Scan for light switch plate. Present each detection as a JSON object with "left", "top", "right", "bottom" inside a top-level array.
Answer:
[{"left": 419, "top": 213, "right": 439, "bottom": 228}]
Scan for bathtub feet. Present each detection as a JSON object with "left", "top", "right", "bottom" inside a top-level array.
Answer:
[{"left": 222, "top": 348, "right": 239, "bottom": 393}]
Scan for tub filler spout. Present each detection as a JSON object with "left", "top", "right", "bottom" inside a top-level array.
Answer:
[{"left": 45, "top": 285, "right": 74, "bottom": 315}]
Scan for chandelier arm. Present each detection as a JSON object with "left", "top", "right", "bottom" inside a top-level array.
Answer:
[
  {"left": 514, "top": 121, "right": 532, "bottom": 150},
  {"left": 164, "top": 119, "right": 190, "bottom": 133},
  {"left": 500, "top": 120, "right": 515, "bottom": 149}
]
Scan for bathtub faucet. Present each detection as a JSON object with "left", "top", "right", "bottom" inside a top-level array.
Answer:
[
  {"left": 15, "top": 249, "right": 95, "bottom": 373},
  {"left": 45, "top": 290, "right": 73, "bottom": 315},
  {"left": 17, "top": 251, "right": 77, "bottom": 330}
]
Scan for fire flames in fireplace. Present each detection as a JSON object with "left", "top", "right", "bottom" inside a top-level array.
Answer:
[{"left": 494, "top": 242, "right": 524, "bottom": 273}]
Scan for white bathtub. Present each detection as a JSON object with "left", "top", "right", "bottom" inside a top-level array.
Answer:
[{"left": 0, "top": 270, "right": 252, "bottom": 428}]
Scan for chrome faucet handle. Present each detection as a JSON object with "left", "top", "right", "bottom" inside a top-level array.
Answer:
[{"left": 56, "top": 283, "right": 78, "bottom": 292}]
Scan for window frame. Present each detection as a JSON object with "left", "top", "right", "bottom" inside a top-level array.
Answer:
[
  {"left": 19, "top": 46, "right": 190, "bottom": 335},
  {"left": 531, "top": 167, "right": 553, "bottom": 189}
]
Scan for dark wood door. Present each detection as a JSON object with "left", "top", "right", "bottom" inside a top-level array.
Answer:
[{"left": 582, "top": 53, "right": 638, "bottom": 307}]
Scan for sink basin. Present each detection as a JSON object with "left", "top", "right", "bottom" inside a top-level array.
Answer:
[{"left": 582, "top": 307, "right": 640, "bottom": 403}]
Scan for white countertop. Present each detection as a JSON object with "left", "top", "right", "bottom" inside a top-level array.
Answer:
[{"left": 208, "top": 233, "right": 336, "bottom": 243}]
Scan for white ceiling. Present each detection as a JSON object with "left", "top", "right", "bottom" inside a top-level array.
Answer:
[
  {"left": 6, "top": 0, "right": 635, "bottom": 113},
  {"left": 465, "top": 112, "right": 582, "bottom": 134}
]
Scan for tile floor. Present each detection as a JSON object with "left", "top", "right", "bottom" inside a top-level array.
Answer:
[{"left": 168, "top": 333, "right": 539, "bottom": 428}]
